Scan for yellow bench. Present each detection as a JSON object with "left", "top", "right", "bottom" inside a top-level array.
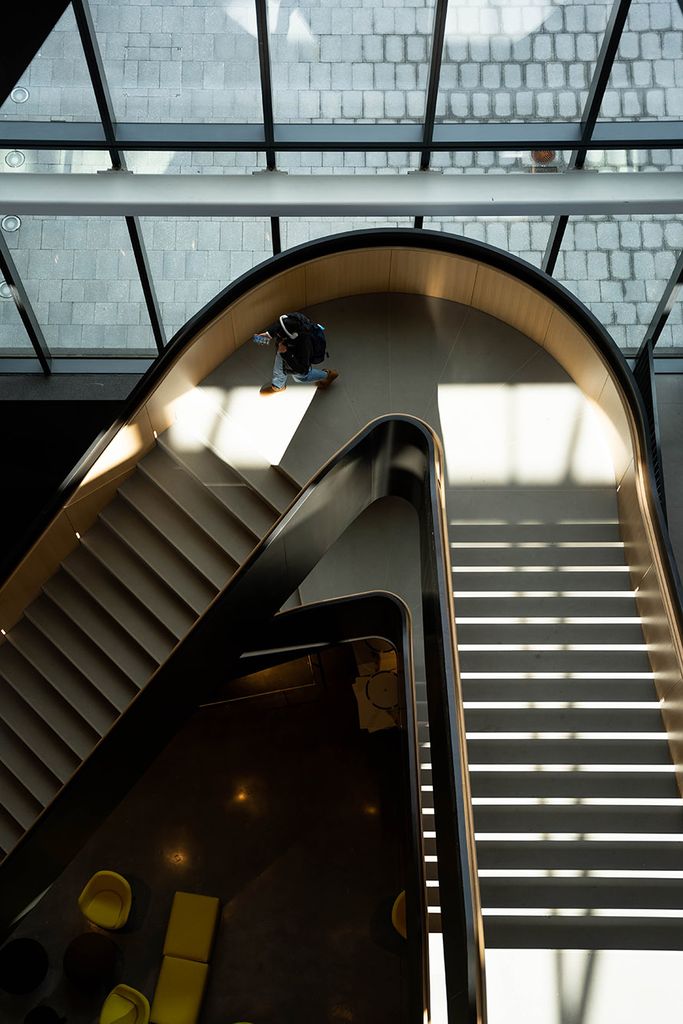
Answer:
[{"left": 150, "top": 892, "right": 220, "bottom": 1024}]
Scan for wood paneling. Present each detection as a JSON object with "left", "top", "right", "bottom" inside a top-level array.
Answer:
[
  {"left": 389, "top": 248, "right": 477, "bottom": 305},
  {"left": 617, "top": 460, "right": 653, "bottom": 592},
  {"left": 596, "top": 376, "right": 634, "bottom": 483},
  {"left": 230, "top": 267, "right": 307, "bottom": 344},
  {"left": 0, "top": 511, "right": 77, "bottom": 632},
  {"left": 471, "top": 265, "right": 554, "bottom": 344},
  {"left": 73, "top": 407, "right": 155, "bottom": 504},
  {"left": 305, "top": 250, "right": 391, "bottom": 304},
  {"left": 635, "top": 564, "right": 683, "bottom": 702},
  {"left": 542, "top": 308, "right": 609, "bottom": 402}
]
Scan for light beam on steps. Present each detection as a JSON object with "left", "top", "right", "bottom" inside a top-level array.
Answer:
[{"left": 454, "top": 591, "right": 637, "bottom": 598}]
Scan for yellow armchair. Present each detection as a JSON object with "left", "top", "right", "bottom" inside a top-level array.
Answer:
[
  {"left": 100, "top": 984, "right": 150, "bottom": 1024},
  {"left": 391, "top": 890, "right": 407, "bottom": 939},
  {"left": 79, "top": 871, "right": 132, "bottom": 930}
]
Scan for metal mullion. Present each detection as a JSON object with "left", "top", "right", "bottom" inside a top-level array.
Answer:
[
  {"left": 71, "top": 0, "right": 121, "bottom": 168},
  {"left": 126, "top": 217, "right": 166, "bottom": 354},
  {"left": 0, "top": 234, "right": 51, "bottom": 374},
  {"left": 414, "top": 216, "right": 424, "bottom": 230},
  {"left": 271, "top": 217, "right": 281, "bottom": 256},
  {"left": 255, "top": 0, "right": 276, "bottom": 171},
  {"left": 543, "top": 0, "right": 631, "bottom": 275},
  {"left": 420, "top": 0, "right": 449, "bottom": 171},
  {"left": 639, "top": 249, "right": 683, "bottom": 354}
]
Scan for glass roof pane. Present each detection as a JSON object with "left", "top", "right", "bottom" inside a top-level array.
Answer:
[
  {"left": 90, "top": 0, "right": 263, "bottom": 123},
  {"left": 0, "top": 5, "right": 101, "bottom": 123},
  {"left": 269, "top": 0, "right": 437, "bottom": 123},
  {"left": 282, "top": 218, "right": 413, "bottom": 250},
  {"left": 424, "top": 216, "right": 553, "bottom": 268},
  {"left": 139, "top": 217, "right": 272, "bottom": 339},
  {"left": 435, "top": 0, "right": 612, "bottom": 122},
  {"left": 430, "top": 150, "right": 571, "bottom": 173},
  {"left": 0, "top": 274, "right": 33, "bottom": 353},
  {"left": 124, "top": 151, "right": 266, "bottom": 174},
  {"left": 657, "top": 294, "right": 682, "bottom": 349},
  {"left": 554, "top": 215, "right": 683, "bottom": 351},
  {"left": 4, "top": 215, "right": 156, "bottom": 352},
  {"left": 277, "top": 151, "right": 420, "bottom": 173},
  {"left": 0, "top": 150, "right": 111, "bottom": 175},
  {"left": 584, "top": 149, "right": 683, "bottom": 172},
  {"left": 598, "top": 0, "right": 683, "bottom": 120}
]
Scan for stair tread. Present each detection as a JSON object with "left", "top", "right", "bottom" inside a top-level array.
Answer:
[
  {"left": 463, "top": 707, "right": 666, "bottom": 732},
  {"left": 0, "top": 760, "right": 43, "bottom": 830},
  {"left": 26, "top": 596, "right": 138, "bottom": 712},
  {"left": 63, "top": 544, "right": 177, "bottom": 662},
  {"left": 0, "top": 670, "right": 80, "bottom": 782},
  {"left": 9, "top": 620, "right": 117, "bottom": 736},
  {"left": 0, "top": 803, "right": 24, "bottom": 859},
  {"left": 100, "top": 500, "right": 216, "bottom": 614},
  {"left": 482, "top": 916, "right": 683, "bottom": 950},
  {"left": 472, "top": 803, "right": 683, "bottom": 833},
  {"left": 119, "top": 473, "right": 237, "bottom": 589},
  {"left": 82, "top": 522, "right": 195, "bottom": 637},
  {"left": 479, "top": 876, "right": 683, "bottom": 909},
  {"left": 0, "top": 719, "right": 60, "bottom": 807},
  {"left": 44, "top": 571, "right": 158, "bottom": 687},
  {"left": 140, "top": 446, "right": 258, "bottom": 563}
]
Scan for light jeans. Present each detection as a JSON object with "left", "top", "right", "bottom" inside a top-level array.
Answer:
[{"left": 272, "top": 351, "right": 327, "bottom": 388}]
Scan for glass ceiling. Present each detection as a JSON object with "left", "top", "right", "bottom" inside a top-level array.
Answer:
[{"left": 0, "top": 0, "right": 682, "bottom": 365}]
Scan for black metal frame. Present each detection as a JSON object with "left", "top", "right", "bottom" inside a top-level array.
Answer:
[{"left": 1, "top": 0, "right": 683, "bottom": 371}]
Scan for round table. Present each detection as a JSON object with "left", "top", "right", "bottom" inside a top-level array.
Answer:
[
  {"left": 63, "top": 932, "right": 119, "bottom": 992},
  {"left": 0, "top": 937, "right": 48, "bottom": 994}
]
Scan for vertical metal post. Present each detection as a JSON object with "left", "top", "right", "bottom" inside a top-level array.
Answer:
[
  {"left": 72, "top": 0, "right": 167, "bottom": 352},
  {"left": 255, "top": 0, "right": 276, "bottom": 172},
  {"left": 420, "top": 0, "right": 449, "bottom": 172},
  {"left": 543, "top": 0, "right": 632, "bottom": 274},
  {"left": 0, "top": 234, "right": 51, "bottom": 374}
]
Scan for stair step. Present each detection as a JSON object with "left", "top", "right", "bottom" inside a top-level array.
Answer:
[
  {"left": 451, "top": 544, "right": 627, "bottom": 567},
  {"left": 26, "top": 596, "right": 138, "bottom": 712},
  {"left": 0, "top": 761, "right": 43, "bottom": 830},
  {"left": 0, "top": 642, "right": 98, "bottom": 760},
  {"left": 461, "top": 678, "right": 657, "bottom": 703},
  {"left": 9, "top": 620, "right": 117, "bottom": 737},
  {"left": 456, "top": 622, "right": 645, "bottom": 645},
  {"left": 100, "top": 500, "right": 216, "bottom": 615},
  {"left": 448, "top": 522, "right": 623, "bottom": 544},
  {"left": 482, "top": 915, "right": 683, "bottom": 950},
  {"left": 458, "top": 649, "right": 653, "bottom": 674},
  {"left": 479, "top": 875, "right": 683, "bottom": 910},
  {"left": 63, "top": 545, "right": 177, "bottom": 663},
  {"left": 464, "top": 707, "right": 665, "bottom": 733},
  {"left": 44, "top": 571, "right": 158, "bottom": 687},
  {"left": 140, "top": 446, "right": 258, "bottom": 563},
  {"left": 181, "top": 402, "right": 299, "bottom": 513},
  {"left": 469, "top": 770, "right": 680, "bottom": 800},
  {"left": 465, "top": 737, "right": 671, "bottom": 764},
  {"left": 445, "top": 487, "right": 618, "bottom": 526},
  {"left": 452, "top": 569, "right": 633, "bottom": 593},
  {"left": 0, "top": 672, "right": 80, "bottom": 783},
  {"left": 119, "top": 473, "right": 237, "bottom": 589},
  {"left": 0, "top": 719, "right": 60, "bottom": 807},
  {"left": 158, "top": 436, "right": 277, "bottom": 538},
  {"left": 453, "top": 595, "right": 639, "bottom": 618},
  {"left": 472, "top": 804, "right": 683, "bottom": 834},
  {"left": 82, "top": 522, "right": 195, "bottom": 638},
  {"left": 474, "top": 839, "right": 683, "bottom": 872},
  {"left": 0, "top": 803, "right": 24, "bottom": 859}
]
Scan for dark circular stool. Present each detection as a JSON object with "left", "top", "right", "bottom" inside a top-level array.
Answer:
[
  {"left": 0, "top": 937, "right": 48, "bottom": 994},
  {"left": 63, "top": 932, "right": 119, "bottom": 992},
  {"left": 24, "top": 1008, "right": 65, "bottom": 1024}
]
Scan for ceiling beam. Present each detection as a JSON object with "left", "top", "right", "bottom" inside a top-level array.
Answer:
[{"left": 2, "top": 170, "right": 683, "bottom": 218}]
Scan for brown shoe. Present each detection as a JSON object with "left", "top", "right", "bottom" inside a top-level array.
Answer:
[
  {"left": 317, "top": 370, "right": 339, "bottom": 390},
  {"left": 260, "top": 383, "right": 286, "bottom": 395}
]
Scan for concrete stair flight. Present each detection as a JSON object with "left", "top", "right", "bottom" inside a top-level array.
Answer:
[
  {"left": 0, "top": 420, "right": 300, "bottom": 863},
  {"left": 442, "top": 486, "right": 683, "bottom": 950}
]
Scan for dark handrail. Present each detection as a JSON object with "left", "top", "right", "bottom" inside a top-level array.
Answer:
[{"left": 0, "top": 415, "right": 484, "bottom": 1024}]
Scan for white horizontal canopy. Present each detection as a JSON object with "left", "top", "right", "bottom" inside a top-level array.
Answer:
[{"left": 1, "top": 170, "right": 682, "bottom": 217}]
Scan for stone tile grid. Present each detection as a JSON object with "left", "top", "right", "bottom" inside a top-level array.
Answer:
[
  {"left": 3, "top": 216, "right": 155, "bottom": 351},
  {"left": 140, "top": 217, "right": 272, "bottom": 339},
  {"left": 0, "top": 274, "right": 33, "bottom": 351},
  {"left": 426, "top": 216, "right": 553, "bottom": 269},
  {"left": 1, "top": 0, "right": 679, "bottom": 126},
  {"left": 554, "top": 214, "right": 683, "bottom": 349},
  {"left": 282, "top": 217, "right": 412, "bottom": 250}
]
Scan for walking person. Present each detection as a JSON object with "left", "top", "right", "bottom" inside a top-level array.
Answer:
[{"left": 253, "top": 312, "right": 338, "bottom": 395}]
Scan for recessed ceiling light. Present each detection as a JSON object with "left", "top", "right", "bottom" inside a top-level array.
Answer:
[
  {"left": 1, "top": 215, "right": 21, "bottom": 232},
  {"left": 0, "top": 283, "right": 12, "bottom": 300},
  {"left": 4, "top": 150, "right": 25, "bottom": 169},
  {"left": 10, "top": 87, "right": 30, "bottom": 104}
]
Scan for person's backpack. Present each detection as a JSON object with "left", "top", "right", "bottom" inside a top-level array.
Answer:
[{"left": 280, "top": 313, "right": 328, "bottom": 365}]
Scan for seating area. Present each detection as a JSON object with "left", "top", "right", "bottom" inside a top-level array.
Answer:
[{"left": 150, "top": 892, "right": 220, "bottom": 1024}]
